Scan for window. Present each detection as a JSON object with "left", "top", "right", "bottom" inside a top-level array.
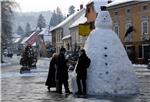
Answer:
[
  {"left": 114, "top": 11, "right": 118, "bottom": 16},
  {"left": 125, "top": 8, "right": 131, "bottom": 16},
  {"left": 114, "top": 25, "right": 119, "bottom": 36},
  {"left": 87, "top": 8, "right": 90, "bottom": 13},
  {"left": 127, "top": 9, "right": 130, "bottom": 13},
  {"left": 143, "top": 5, "right": 148, "bottom": 11},
  {"left": 142, "top": 21, "right": 148, "bottom": 34}
]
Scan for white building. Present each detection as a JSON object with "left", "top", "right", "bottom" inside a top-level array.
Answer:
[
  {"left": 69, "top": 9, "right": 87, "bottom": 51},
  {"left": 50, "top": 8, "right": 85, "bottom": 53}
]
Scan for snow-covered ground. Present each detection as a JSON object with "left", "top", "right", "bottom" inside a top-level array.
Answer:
[
  {"left": 133, "top": 64, "right": 148, "bottom": 68},
  {"left": 1, "top": 55, "right": 21, "bottom": 67}
]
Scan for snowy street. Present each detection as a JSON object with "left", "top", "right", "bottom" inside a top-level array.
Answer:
[{"left": 1, "top": 55, "right": 150, "bottom": 102}]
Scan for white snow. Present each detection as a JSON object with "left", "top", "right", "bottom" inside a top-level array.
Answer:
[
  {"left": 62, "top": 35, "right": 71, "bottom": 40},
  {"left": 71, "top": 10, "right": 139, "bottom": 96},
  {"left": 50, "top": 9, "right": 85, "bottom": 32},
  {"left": 133, "top": 64, "right": 148, "bottom": 68},
  {"left": 39, "top": 27, "right": 52, "bottom": 42},
  {"left": 106, "top": 0, "right": 147, "bottom": 7},
  {"left": 69, "top": 12, "right": 87, "bottom": 28},
  {"left": 13, "top": 38, "right": 21, "bottom": 43}
]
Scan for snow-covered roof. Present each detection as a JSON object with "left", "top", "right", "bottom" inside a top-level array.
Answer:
[
  {"left": 87, "top": 0, "right": 108, "bottom": 13},
  {"left": 50, "top": 9, "right": 85, "bottom": 32},
  {"left": 32, "top": 42, "right": 36, "bottom": 46},
  {"left": 13, "top": 38, "right": 21, "bottom": 43},
  {"left": 62, "top": 35, "right": 71, "bottom": 40},
  {"left": 39, "top": 27, "right": 50, "bottom": 36},
  {"left": 70, "top": 12, "right": 87, "bottom": 28},
  {"left": 21, "top": 32, "right": 35, "bottom": 44},
  {"left": 106, "top": 0, "right": 146, "bottom": 7},
  {"left": 12, "top": 33, "right": 21, "bottom": 38}
]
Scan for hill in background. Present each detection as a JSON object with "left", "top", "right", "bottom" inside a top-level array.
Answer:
[{"left": 13, "top": 11, "right": 53, "bottom": 32}]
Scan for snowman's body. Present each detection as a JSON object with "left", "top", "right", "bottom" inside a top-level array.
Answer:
[{"left": 70, "top": 10, "right": 139, "bottom": 96}]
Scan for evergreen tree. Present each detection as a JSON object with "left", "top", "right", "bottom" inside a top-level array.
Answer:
[
  {"left": 68, "top": 5, "right": 75, "bottom": 16},
  {"left": 49, "top": 7, "right": 64, "bottom": 27},
  {"left": 25, "top": 23, "right": 31, "bottom": 35},
  {"left": 37, "top": 14, "right": 46, "bottom": 31},
  {"left": 16, "top": 25, "right": 24, "bottom": 35}
]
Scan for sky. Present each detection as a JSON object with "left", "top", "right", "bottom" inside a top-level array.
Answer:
[
  {"left": 15, "top": 0, "right": 90, "bottom": 14},
  {"left": 15, "top": 0, "right": 112, "bottom": 15}
]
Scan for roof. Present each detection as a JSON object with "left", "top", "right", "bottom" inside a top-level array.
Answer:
[
  {"left": 70, "top": 10, "right": 87, "bottom": 28},
  {"left": 50, "top": 9, "right": 85, "bottom": 32},
  {"left": 21, "top": 32, "right": 36, "bottom": 44},
  {"left": 13, "top": 38, "right": 21, "bottom": 43},
  {"left": 106, "top": 0, "right": 147, "bottom": 7},
  {"left": 62, "top": 35, "right": 71, "bottom": 40},
  {"left": 12, "top": 33, "right": 21, "bottom": 38},
  {"left": 39, "top": 27, "right": 50, "bottom": 36}
]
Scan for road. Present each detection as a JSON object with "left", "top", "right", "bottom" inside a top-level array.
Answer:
[{"left": 1, "top": 55, "right": 150, "bottom": 102}]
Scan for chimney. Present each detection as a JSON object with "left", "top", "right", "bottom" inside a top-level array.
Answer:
[
  {"left": 108, "top": 0, "right": 112, "bottom": 4},
  {"left": 80, "top": 4, "right": 83, "bottom": 9}
]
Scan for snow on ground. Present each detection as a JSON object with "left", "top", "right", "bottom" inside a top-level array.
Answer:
[
  {"left": 0, "top": 68, "right": 48, "bottom": 79},
  {"left": 133, "top": 64, "right": 148, "bottom": 68},
  {"left": 1, "top": 56, "right": 13, "bottom": 66}
]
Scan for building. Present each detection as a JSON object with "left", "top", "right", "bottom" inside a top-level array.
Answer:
[
  {"left": 85, "top": 0, "right": 110, "bottom": 29},
  {"left": 20, "top": 31, "right": 47, "bottom": 57},
  {"left": 107, "top": 0, "right": 150, "bottom": 64},
  {"left": 12, "top": 33, "right": 21, "bottom": 53},
  {"left": 50, "top": 8, "right": 85, "bottom": 53},
  {"left": 69, "top": 9, "right": 87, "bottom": 51}
]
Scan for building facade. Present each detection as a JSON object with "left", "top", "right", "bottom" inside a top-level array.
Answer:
[
  {"left": 51, "top": 8, "right": 85, "bottom": 53},
  {"left": 107, "top": 0, "right": 150, "bottom": 64}
]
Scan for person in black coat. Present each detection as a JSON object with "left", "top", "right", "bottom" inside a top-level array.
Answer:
[
  {"left": 76, "top": 49, "right": 91, "bottom": 95},
  {"left": 45, "top": 53, "right": 58, "bottom": 92},
  {"left": 56, "top": 48, "right": 71, "bottom": 94}
]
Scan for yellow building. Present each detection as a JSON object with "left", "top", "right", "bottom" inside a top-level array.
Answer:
[{"left": 107, "top": 0, "right": 150, "bottom": 64}]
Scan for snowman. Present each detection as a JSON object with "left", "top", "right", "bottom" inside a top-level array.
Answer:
[
  {"left": 84, "top": 8, "right": 139, "bottom": 96},
  {"left": 70, "top": 8, "right": 139, "bottom": 96}
]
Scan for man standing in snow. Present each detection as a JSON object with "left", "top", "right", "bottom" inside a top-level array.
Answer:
[{"left": 56, "top": 47, "right": 71, "bottom": 94}]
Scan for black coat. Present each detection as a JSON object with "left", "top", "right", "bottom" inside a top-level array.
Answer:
[
  {"left": 76, "top": 54, "right": 89, "bottom": 79},
  {"left": 56, "top": 53, "right": 68, "bottom": 81},
  {"left": 45, "top": 57, "right": 56, "bottom": 87}
]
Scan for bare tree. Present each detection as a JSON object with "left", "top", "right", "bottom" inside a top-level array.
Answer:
[{"left": 68, "top": 5, "right": 75, "bottom": 16}]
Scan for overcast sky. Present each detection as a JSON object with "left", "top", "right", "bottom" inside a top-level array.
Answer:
[{"left": 15, "top": 0, "right": 114, "bottom": 15}]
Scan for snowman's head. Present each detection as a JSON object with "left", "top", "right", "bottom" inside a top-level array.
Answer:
[{"left": 95, "top": 11, "right": 112, "bottom": 29}]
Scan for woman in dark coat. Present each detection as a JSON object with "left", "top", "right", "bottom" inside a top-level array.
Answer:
[
  {"left": 45, "top": 53, "right": 58, "bottom": 92},
  {"left": 76, "top": 49, "right": 91, "bottom": 95}
]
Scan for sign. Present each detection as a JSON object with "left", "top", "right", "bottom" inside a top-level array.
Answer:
[{"left": 79, "top": 23, "right": 91, "bottom": 36}]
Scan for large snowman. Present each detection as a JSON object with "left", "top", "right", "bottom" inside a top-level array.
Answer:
[{"left": 70, "top": 9, "right": 139, "bottom": 96}]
